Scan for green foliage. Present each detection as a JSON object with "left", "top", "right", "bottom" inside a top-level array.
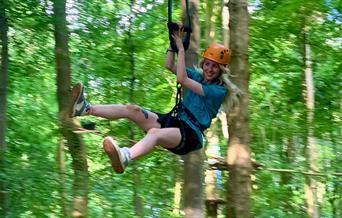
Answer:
[
  {"left": 3, "top": 0, "right": 341, "bottom": 217},
  {"left": 249, "top": 0, "right": 342, "bottom": 217}
]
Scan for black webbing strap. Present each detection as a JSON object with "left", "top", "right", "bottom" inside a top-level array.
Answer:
[
  {"left": 169, "top": 82, "right": 182, "bottom": 118},
  {"left": 167, "top": 0, "right": 189, "bottom": 118},
  {"left": 164, "top": 0, "right": 191, "bottom": 131},
  {"left": 167, "top": 0, "right": 192, "bottom": 52},
  {"left": 164, "top": 84, "right": 204, "bottom": 134},
  {"left": 164, "top": 83, "right": 182, "bottom": 128}
]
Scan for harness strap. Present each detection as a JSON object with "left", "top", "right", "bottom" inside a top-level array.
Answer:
[
  {"left": 164, "top": 82, "right": 182, "bottom": 128},
  {"left": 164, "top": 101, "right": 205, "bottom": 134},
  {"left": 178, "top": 103, "right": 205, "bottom": 134},
  {"left": 167, "top": 0, "right": 192, "bottom": 52},
  {"left": 165, "top": 0, "right": 192, "bottom": 133},
  {"left": 167, "top": 82, "right": 182, "bottom": 120}
]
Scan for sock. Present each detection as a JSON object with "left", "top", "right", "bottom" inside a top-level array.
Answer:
[
  {"left": 120, "top": 147, "right": 132, "bottom": 163},
  {"left": 85, "top": 104, "right": 92, "bottom": 115}
]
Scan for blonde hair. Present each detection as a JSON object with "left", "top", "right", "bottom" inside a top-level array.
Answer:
[{"left": 197, "top": 59, "right": 242, "bottom": 114}]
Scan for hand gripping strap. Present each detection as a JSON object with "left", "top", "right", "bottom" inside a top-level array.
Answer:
[{"left": 167, "top": 0, "right": 192, "bottom": 52}]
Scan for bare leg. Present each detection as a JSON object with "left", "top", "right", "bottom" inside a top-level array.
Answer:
[
  {"left": 71, "top": 83, "right": 160, "bottom": 132},
  {"left": 88, "top": 104, "right": 160, "bottom": 132},
  {"left": 102, "top": 127, "right": 182, "bottom": 173},
  {"left": 129, "top": 127, "right": 182, "bottom": 159}
]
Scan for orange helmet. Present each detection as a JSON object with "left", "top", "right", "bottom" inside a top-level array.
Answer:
[{"left": 202, "top": 44, "right": 231, "bottom": 65}]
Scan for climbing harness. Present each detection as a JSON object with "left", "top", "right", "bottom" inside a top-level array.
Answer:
[
  {"left": 167, "top": 0, "right": 192, "bottom": 52},
  {"left": 164, "top": 81, "right": 204, "bottom": 134}
]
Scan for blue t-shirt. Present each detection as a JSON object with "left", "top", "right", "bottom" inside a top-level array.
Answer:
[{"left": 178, "top": 68, "right": 227, "bottom": 145}]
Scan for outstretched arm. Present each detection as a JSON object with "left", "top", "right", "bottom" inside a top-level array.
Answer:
[
  {"left": 165, "top": 47, "right": 177, "bottom": 74},
  {"left": 172, "top": 30, "right": 204, "bottom": 96}
]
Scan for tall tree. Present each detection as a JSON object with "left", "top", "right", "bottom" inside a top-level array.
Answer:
[
  {"left": 226, "top": 0, "right": 251, "bottom": 217},
  {"left": 202, "top": 0, "right": 230, "bottom": 216},
  {"left": 53, "top": 0, "right": 89, "bottom": 217},
  {"left": 2, "top": 0, "right": 341, "bottom": 216},
  {"left": 204, "top": 0, "right": 215, "bottom": 43},
  {"left": 0, "top": 0, "right": 9, "bottom": 216},
  {"left": 181, "top": 0, "right": 204, "bottom": 217},
  {"left": 126, "top": 0, "right": 143, "bottom": 217},
  {"left": 205, "top": 120, "right": 222, "bottom": 218},
  {"left": 280, "top": 136, "right": 296, "bottom": 211},
  {"left": 221, "top": 0, "right": 230, "bottom": 47},
  {"left": 302, "top": 22, "right": 320, "bottom": 218},
  {"left": 57, "top": 140, "right": 68, "bottom": 217}
]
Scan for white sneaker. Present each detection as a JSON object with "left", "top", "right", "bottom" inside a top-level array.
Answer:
[
  {"left": 70, "top": 82, "right": 91, "bottom": 117},
  {"left": 103, "top": 136, "right": 131, "bottom": 174}
]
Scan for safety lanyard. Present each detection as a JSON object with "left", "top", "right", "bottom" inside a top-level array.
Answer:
[{"left": 167, "top": 0, "right": 192, "bottom": 52}]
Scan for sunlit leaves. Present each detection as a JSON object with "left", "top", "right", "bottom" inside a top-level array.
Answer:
[
  {"left": 249, "top": 0, "right": 342, "bottom": 217},
  {"left": 4, "top": 0, "right": 342, "bottom": 217}
]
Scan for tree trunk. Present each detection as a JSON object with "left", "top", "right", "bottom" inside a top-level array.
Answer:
[
  {"left": 226, "top": 1, "right": 251, "bottom": 217},
  {"left": 127, "top": 1, "right": 143, "bottom": 216},
  {"left": 173, "top": 174, "right": 183, "bottom": 215},
  {"left": 205, "top": 118, "right": 221, "bottom": 218},
  {"left": 181, "top": 1, "right": 204, "bottom": 218},
  {"left": 132, "top": 160, "right": 143, "bottom": 217},
  {"left": 280, "top": 136, "right": 295, "bottom": 211},
  {"left": 183, "top": 150, "right": 204, "bottom": 217},
  {"left": 57, "top": 140, "right": 68, "bottom": 217},
  {"left": 222, "top": 0, "right": 230, "bottom": 47},
  {"left": 0, "top": 0, "right": 9, "bottom": 216},
  {"left": 204, "top": 0, "right": 215, "bottom": 43},
  {"left": 329, "top": 132, "right": 342, "bottom": 218},
  {"left": 302, "top": 25, "right": 320, "bottom": 218},
  {"left": 53, "top": 0, "right": 89, "bottom": 217},
  {"left": 203, "top": 1, "right": 231, "bottom": 215}
]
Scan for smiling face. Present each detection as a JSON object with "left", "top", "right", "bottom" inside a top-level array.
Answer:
[{"left": 202, "top": 58, "right": 221, "bottom": 83}]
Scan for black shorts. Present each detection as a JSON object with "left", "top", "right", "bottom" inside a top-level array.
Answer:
[{"left": 155, "top": 112, "right": 202, "bottom": 155}]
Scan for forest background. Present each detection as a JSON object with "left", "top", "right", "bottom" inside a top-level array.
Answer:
[{"left": 0, "top": 0, "right": 341, "bottom": 217}]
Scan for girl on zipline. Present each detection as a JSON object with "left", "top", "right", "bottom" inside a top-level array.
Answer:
[{"left": 70, "top": 28, "right": 240, "bottom": 174}]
